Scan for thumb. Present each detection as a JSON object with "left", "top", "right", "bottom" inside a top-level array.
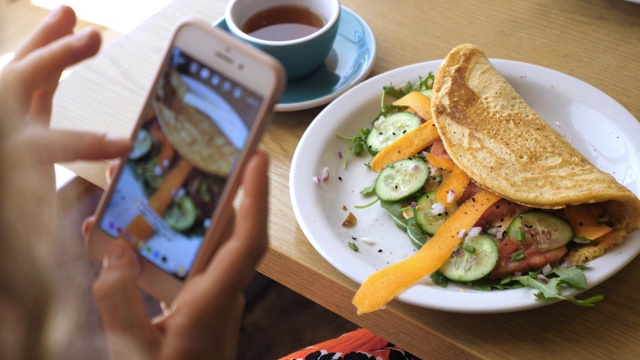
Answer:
[{"left": 92, "top": 241, "right": 158, "bottom": 355}]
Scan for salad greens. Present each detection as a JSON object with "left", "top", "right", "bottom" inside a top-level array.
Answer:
[
  {"left": 335, "top": 128, "right": 370, "bottom": 169},
  {"left": 336, "top": 72, "right": 436, "bottom": 168}
]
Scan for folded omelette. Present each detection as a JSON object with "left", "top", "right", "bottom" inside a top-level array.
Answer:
[
  {"left": 352, "top": 43, "right": 640, "bottom": 314},
  {"left": 431, "top": 43, "right": 640, "bottom": 262}
]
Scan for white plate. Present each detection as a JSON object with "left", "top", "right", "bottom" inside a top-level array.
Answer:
[{"left": 290, "top": 59, "right": 640, "bottom": 313}]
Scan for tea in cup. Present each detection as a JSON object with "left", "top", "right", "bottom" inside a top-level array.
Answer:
[{"left": 225, "top": 0, "right": 341, "bottom": 80}]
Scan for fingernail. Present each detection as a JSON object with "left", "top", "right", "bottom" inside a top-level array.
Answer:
[
  {"left": 47, "top": 6, "right": 64, "bottom": 20},
  {"left": 103, "top": 133, "right": 130, "bottom": 145},
  {"left": 74, "top": 28, "right": 95, "bottom": 44}
]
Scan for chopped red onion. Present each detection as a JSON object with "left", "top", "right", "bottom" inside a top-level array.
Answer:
[
  {"left": 542, "top": 263, "right": 553, "bottom": 275},
  {"left": 337, "top": 151, "right": 343, "bottom": 159},
  {"left": 373, "top": 116, "right": 384, "bottom": 128},
  {"left": 321, "top": 167, "right": 330, "bottom": 182},
  {"left": 467, "top": 226, "right": 482, "bottom": 238},
  {"left": 410, "top": 163, "right": 419, "bottom": 171},
  {"left": 430, "top": 202, "right": 446, "bottom": 215},
  {"left": 447, "top": 189, "right": 455, "bottom": 204},
  {"left": 360, "top": 237, "right": 375, "bottom": 245},
  {"left": 457, "top": 229, "right": 466, "bottom": 239},
  {"left": 312, "top": 167, "right": 331, "bottom": 184},
  {"left": 537, "top": 274, "right": 550, "bottom": 284}
]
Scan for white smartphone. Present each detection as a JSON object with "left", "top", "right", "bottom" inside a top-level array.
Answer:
[{"left": 87, "top": 19, "right": 285, "bottom": 303}]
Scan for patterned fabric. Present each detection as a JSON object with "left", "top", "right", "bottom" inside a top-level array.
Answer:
[{"left": 279, "top": 328, "right": 421, "bottom": 360}]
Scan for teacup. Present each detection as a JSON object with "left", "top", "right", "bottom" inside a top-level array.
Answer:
[{"left": 225, "top": 0, "right": 341, "bottom": 81}]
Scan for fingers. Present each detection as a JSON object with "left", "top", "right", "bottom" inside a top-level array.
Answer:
[
  {"left": 19, "top": 126, "right": 130, "bottom": 164},
  {"left": 18, "top": 28, "right": 102, "bottom": 121},
  {"left": 206, "top": 151, "right": 269, "bottom": 290},
  {"left": 183, "top": 151, "right": 270, "bottom": 305},
  {"left": 226, "top": 150, "right": 270, "bottom": 270},
  {"left": 12, "top": 5, "right": 77, "bottom": 61},
  {"left": 92, "top": 240, "right": 158, "bottom": 356},
  {"left": 5, "top": 13, "right": 101, "bottom": 121}
]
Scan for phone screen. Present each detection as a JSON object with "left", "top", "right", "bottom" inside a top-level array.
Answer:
[{"left": 98, "top": 47, "right": 264, "bottom": 279}]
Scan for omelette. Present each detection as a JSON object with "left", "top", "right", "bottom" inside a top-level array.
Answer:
[{"left": 431, "top": 43, "right": 640, "bottom": 263}]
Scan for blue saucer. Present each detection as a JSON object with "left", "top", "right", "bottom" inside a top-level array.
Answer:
[{"left": 213, "top": 7, "right": 376, "bottom": 112}]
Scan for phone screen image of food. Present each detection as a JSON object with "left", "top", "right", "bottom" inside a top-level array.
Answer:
[{"left": 98, "top": 48, "right": 264, "bottom": 279}]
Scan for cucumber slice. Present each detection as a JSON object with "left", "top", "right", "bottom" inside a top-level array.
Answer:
[
  {"left": 507, "top": 211, "right": 573, "bottom": 252},
  {"left": 374, "top": 158, "right": 429, "bottom": 202},
  {"left": 366, "top": 112, "right": 421, "bottom": 155},
  {"left": 164, "top": 196, "right": 197, "bottom": 231},
  {"left": 440, "top": 234, "right": 499, "bottom": 282},
  {"left": 142, "top": 158, "right": 164, "bottom": 191},
  {"left": 413, "top": 191, "right": 459, "bottom": 235},
  {"left": 129, "top": 128, "right": 153, "bottom": 160}
]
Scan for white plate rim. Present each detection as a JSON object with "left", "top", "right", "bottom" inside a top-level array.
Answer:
[{"left": 289, "top": 59, "right": 640, "bottom": 313}]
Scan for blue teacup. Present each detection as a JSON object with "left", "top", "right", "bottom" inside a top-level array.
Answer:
[{"left": 225, "top": 0, "right": 341, "bottom": 81}]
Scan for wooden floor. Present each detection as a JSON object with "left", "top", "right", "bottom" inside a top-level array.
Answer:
[{"left": 2, "top": 2, "right": 357, "bottom": 358}]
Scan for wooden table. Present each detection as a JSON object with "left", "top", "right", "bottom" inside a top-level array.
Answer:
[{"left": 52, "top": 0, "right": 640, "bottom": 358}]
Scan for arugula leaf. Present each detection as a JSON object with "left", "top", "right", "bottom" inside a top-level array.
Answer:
[
  {"left": 430, "top": 271, "right": 449, "bottom": 288},
  {"left": 383, "top": 72, "right": 435, "bottom": 99},
  {"left": 335, "top": 127, "right": 371, "bottom": 168},
  {"left": 552, "top": 265, "right": 588, "bottom": 290},
  {"left": 508, "top": 265, "right": 603, "bottom": 307},
  {"left": 376, "top": 104, "right": 409, "bottom": 119},
  {"left": 359, "top": 177, "right": 377, "bottom": 196},
  {"left": 475, "top": 264, "right": 602, "bottom": 307},
  {"left": 354, "top": 197, "right": 380, "bottom": 209}
]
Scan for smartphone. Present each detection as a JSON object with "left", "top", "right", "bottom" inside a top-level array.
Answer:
[{"left": 87, "top": 19, "right": 285, "bottom": 303}]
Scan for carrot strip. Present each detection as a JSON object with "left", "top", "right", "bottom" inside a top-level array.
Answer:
[
  {"left": 393, "top": 91, "right": 432, "bottom": 121},
  {"left": 149, "top": 124, "right": 175, "bottom": 170},
  {"left": 157, "top": 140, "right": 175, "bottom": 170},
  {"left": 435, "top": 166, "right": 471, "bottom": 205},
  {"left": 122, "top": 159, "right": 193, "bottom": 243},
  {"left": 564, "top": 204, "right": 613, "bottom": 240},
  {"left": 370, "top": 120, "right": 440, "bottom": 173},
  {"left": 353, "top": 190, "right": 502, "bottom": 314},
  {"left": 426, "top": 152, "right": 456, "bottom": 171}
]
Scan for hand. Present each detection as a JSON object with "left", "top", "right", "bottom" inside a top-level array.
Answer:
[
  {"left": 0, "top": 6, "right": 129, "bottom": 240},
  {"left": 0, "top": 5, "right": 130, "bottom": 179},
  {"left": 86, "top": 151, "right": 270, "bottom": 359}
]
